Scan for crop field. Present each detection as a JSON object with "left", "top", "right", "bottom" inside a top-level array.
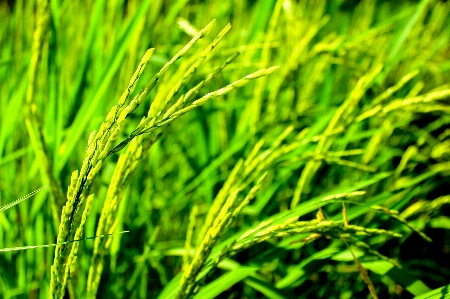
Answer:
[{"left": 0, "top": 0, "right": 449, "bottom": 298}]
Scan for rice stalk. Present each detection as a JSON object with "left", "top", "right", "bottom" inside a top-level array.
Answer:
[
  {"left": 49, "top": 46, "right": 155, "bottom": 299},
  {"left": 85, "top": 21, "right": 277, "bottom": 297},
  {"left": 176, "top": 173, "right": 268, "bottom": 299}
]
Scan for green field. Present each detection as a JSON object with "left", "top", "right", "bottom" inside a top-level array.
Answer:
[{"left": 1, "top": 0, "right": 449, "bottom": 298}]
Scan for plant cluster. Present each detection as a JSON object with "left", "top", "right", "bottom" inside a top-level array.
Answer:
[{"left": 0, "top": 0, "right": 449, "bottom": 298}]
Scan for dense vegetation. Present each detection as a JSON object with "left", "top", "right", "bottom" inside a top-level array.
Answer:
[{"left": 0, "top": 0, "right": 449, "bottom": 298}]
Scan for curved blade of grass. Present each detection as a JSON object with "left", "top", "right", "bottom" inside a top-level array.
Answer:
[
  {"left": 243, "top": 277, "right": 289, "bottom": 299},
  {"left": 413, "top": 284, "right": 450, "bottom": 299},
  {"left": 216, "top": 259, "right": 291, "bottom": 299},
  {"left": 194, "top": 266, "right": 259, "bottom": 299},
  {"left": 362, "top": 260, "right": 431, "bottom": 296},
  {"left": 157, "top": 275, "right": 181, "bottom": 299}
]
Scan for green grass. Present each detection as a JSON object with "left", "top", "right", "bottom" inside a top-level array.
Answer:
[{"left": 0, "top": 0, "right": 449, "bottom": 298}]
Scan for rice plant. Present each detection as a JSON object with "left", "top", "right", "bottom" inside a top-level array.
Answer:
[{"left": 1, "top": 0, "right": 449, "bottom": 298}]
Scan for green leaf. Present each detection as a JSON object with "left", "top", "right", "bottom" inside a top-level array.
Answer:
[
  {"left": 362, "top": 260, "right": 431, "bottom": 296},
  {"left": 195, "top": 266, "right": 259, "bottom": 299},
  {"left": 218, "top": 259, "right": 290, "bottom": 299},
  {"left": 414, "top": 284, "right": 450, "bottom": 299},
  {"left": 244, "top": 277, "right": 289, "bottom": 299}
]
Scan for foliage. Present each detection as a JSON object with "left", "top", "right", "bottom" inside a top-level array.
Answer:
[{"left": 0, "top": 0, "right": 449, "bottom": 298}]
